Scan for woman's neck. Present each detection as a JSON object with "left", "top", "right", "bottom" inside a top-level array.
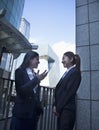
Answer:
[
  {"left": 28, "top": 66, "right": 34, "bottom": 71},
  {"left": 67, "top": 64, "right": 73, "bottom": 69}
]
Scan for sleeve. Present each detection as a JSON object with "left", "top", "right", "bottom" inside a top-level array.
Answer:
[
  {"left": 15, "top": 68, "right": 40, "bottom": 96},
  {"left": 56, "top": 71, "right": 81, "bottom": 113}
]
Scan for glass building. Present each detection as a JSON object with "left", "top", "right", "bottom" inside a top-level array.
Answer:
[
  {"left": 11, "top": 17, "right": 31, "bottom": 79},
  {"left": 36, "top": 44, "right": 60, "bottom": 87},
  {"left": 0, "top": 1, "right": 34, "bottom": 129},
  {"left": 0, "top": 0, "right": 25, "bottom": 76},
  {"left": 19, "top": 17, "right": 30, "bottom": 39},
  {"left": 0, "top": 0, "right": 25, "bottom": 29}
]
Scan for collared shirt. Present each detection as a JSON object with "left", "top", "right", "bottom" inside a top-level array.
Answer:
[
  {"left": 62, "top": 65, "right": 75, "bottom": 79},
  {"left": 26, "top": 68, "right": 38, "bottom": 93},
  {"left": 66, "top": 65, "right": 76, "bottom": 73},
  {"left": 26, "top": 68, "right": 35, "bottom": 80}
]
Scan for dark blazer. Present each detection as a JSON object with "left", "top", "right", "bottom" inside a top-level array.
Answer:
[
  {"left": 54, "top": 67, "right": 81, "bottom": 113},
  {"left": 12, "top": 67, "right": 41, "bottom": 119}
]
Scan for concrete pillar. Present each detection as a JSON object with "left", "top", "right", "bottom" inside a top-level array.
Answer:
[{"left": 76, "top": 0, "right": 99, "bottom": 130}]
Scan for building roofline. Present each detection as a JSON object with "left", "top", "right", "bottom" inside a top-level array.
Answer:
[{"left": 0, "top": 17, "right": 38, "bottom": 55}]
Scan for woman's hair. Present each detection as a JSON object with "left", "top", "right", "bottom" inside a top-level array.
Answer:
[
  {"left": 20, "top": 51, "right": 39, "bottom": 69},
  {"left": 64, "top": 51, "right": 81, "bottom": 71}
]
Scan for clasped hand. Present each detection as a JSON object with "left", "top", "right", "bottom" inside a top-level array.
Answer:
[{"left": 36, "top": 70, "right": 48, "bottom": 81}]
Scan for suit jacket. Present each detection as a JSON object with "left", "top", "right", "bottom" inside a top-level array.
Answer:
[
  {"left": 54, "top": 67, "right": 81, "bottom": 113},
  {"left": 12, "top": 67, "right": 41, "bottom": 119}
]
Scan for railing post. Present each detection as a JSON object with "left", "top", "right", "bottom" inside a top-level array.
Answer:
[
  {"left": 37, "top": 86, "right": 57, "bottom": 130},
  {"left": 3, "top": 80, "right": 13, "bottom": 130},
  {"left": 0, "top": 78, "right": 57, "bottom": 130}
]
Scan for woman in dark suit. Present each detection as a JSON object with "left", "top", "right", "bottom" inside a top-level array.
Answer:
[
  {"left": 53, "top": 51, "right": 81, "bottom": 130},
  {"left": 10, "top": 51, "right": 48, "bottom": 130}
]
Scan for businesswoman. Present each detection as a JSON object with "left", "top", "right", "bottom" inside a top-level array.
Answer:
[
  {"left": 10, "top": 51, "right": 48, "bottom": 130},
  {"left": 53, "top": 51, "right": 81, "bottom": 130}
]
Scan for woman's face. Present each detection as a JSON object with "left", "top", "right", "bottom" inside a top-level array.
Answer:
[
  {"left": 62, "top": 55, "right": 72, "bottom": 68},
  {"left": 29, "top": 56, "right": 40, "bottom": 69}
]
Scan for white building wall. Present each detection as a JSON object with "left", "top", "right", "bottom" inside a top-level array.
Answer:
[{"left": 36, "top": 44, "right": 60, "bottom": 87}]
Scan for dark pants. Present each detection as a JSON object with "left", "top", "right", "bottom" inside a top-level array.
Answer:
[
  {"left": 57, "top": 109, "right": 75, "bottom": 130},
  {"left": 10, "top": 116, "right": 38, "bottom": 130}
]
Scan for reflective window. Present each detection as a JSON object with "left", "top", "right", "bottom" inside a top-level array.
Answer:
[
  {"left": 0, "top": 0, "right": 25, "bottom": 28},
  {"left": 0, "top": 53, "right": 13, "bottom": 72}
]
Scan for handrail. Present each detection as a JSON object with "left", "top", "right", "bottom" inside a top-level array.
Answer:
[
  {"left": 0, "top": 77, "right": 14, "bottom": 81},
  {"left": 0, "top": 117, "right": 11, "bottom": 121},
  {"left": 0, "top": 77, "right": 57, "bottom": 130}
]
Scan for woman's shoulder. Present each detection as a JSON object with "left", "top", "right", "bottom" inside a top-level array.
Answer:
[
  {"left": 15, "top": 67, "right": 26, "bottom": 74},
  {"left": 71, "top": 67, "right": 81, "bottom": 75}
]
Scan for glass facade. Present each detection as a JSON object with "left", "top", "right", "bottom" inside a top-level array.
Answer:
[
  {"left": 0, "top": 0, "right": 25, "bottom": 77},
  {"left": 0, "top": 53, "right": 13, "bottom": 72},
  {"left": 19, "top": 18, "right": 30, "bottom": 39},
  {"left": 11, "top": 17, "right": 30, "bottom": 79},
  {"left": 0, "top": 0, "right": 25, "bottom": 29},
  {"left": 0, "top": 0, "right": 25, "bottom": 74}
]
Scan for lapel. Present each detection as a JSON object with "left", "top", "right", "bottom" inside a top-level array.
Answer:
[
  {"left": 22, "top": 68, "right": 31, "bottom": 81},
  {"left": 56, "top": 67, "right": 76, "bottom": 90}
]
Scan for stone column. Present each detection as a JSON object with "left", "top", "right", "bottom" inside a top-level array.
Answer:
[{"left": 76, "top": 0, "right": 99, "bottom": 130}]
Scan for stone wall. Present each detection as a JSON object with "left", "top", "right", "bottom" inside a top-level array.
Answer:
[{"left": 76, "top": 0, "right": 99, "bottom": 130}]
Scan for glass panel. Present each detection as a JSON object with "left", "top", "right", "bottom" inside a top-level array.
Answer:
[
  {"left": 7, "top": 1, "right": 13, "bottom": 12},
  {"left": 0, "top": 78, "right": 15, "bottom": 119},
  {"left": 5, "top": 10, "right": 11, "bottom": 21},
  {"left": 0, "top": 53, "right": 7, "bottom": 70},
  {"left": 2, "top": 0, "right": 8, "bottom": 4},
  {"left": 0, "top": 53, "right": 13, "bottom": 72}
]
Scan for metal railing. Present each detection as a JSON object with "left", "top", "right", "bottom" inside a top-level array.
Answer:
[
  {"left": 37, "top": 87, "right": 57, "bottom": 130},
  {"left": 0, "top": 77, "right": 15, "bottom": 130},
  {"left": 0, "top": 77, "right": 57, "bottom": 130}
]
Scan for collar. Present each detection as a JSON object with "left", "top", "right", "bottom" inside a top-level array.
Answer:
[
  {"left": 26, "top": 68, "right": 34, "bottom": 73},
  {"left": 66, "top": 65, "right": 75, "bottom": 73}
]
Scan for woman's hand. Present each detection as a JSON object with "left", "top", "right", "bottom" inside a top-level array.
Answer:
[
  {"left": 53, "top": 106, "right": 60, "bottom": 117},
  {"left": 36, "top": 70, "right": 48, "bottom": 81}
]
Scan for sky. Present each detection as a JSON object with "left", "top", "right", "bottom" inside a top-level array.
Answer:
[
  {"left": 22, "top": 0, "right": 75, "bottom": 77},
  {"left": 22, "top": 0, "right": 75, "bottom": 45}
]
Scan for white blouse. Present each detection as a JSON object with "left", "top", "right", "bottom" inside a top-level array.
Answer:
[
  {"left": 62, "top": 65, "right": 75, "bottom": 79},
  {"left": 26, "top": 68, "right": 38, "bottom": 94}
]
